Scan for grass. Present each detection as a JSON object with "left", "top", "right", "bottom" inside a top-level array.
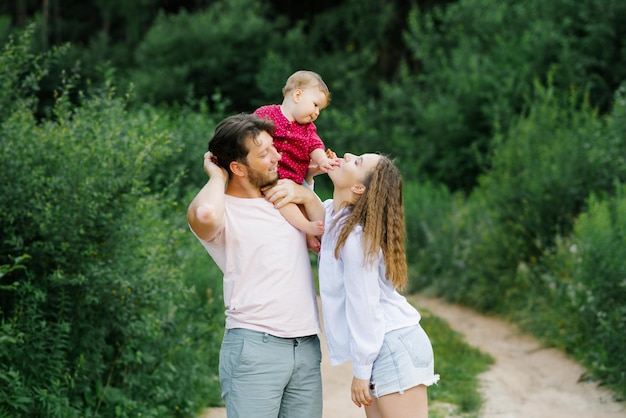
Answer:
[{"left": 418, "top": 306, "right": 494, "bottom": 418}]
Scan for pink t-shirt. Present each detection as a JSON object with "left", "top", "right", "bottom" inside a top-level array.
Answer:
[
  {"left": 192, "top": 195, "right": 321, "bottom": 338},
  {"left": 255, "top": 105, "right": 325, "bottom": 184}
]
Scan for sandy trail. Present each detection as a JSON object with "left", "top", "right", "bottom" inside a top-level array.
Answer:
[
  {"left": 201, "top": 295, "right": 626, "bottom": 418},
  {"left": 411, "top": 294, "right": 626, "bottom": 418}
]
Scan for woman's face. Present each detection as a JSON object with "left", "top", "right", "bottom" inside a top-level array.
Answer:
[{"left": 328, "top": 153, "right": 381, "bottom": 191}]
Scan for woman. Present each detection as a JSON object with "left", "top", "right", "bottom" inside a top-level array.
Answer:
[{"left": 318, "top": 152, "right": 439, "bottom": 418}]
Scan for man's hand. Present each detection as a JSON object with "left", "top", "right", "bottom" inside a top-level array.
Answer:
[
  {"left": 187, "top": 152, "right": 228, "bottom": 242},
  {"left": 262, "top": 179, "right": 300, "bottom": 209},
  {"left": 204, "top": 151, "right": 228, "bottom": 182},
  {"left": 264, "top": 179, "right": 325, "bottom": 229}
]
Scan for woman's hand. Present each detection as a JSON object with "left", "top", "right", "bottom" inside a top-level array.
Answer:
[{"left": 351, "top": 376, "right": 373, "bottom": 408}]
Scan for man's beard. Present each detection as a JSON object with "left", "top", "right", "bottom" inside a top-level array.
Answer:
[{"left": 247, "top": 165, "right": 278, "bottom": 189}]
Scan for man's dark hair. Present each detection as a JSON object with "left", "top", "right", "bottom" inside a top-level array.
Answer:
[{"left": 208, "top": 113, "right": 275, "bottom": 176}]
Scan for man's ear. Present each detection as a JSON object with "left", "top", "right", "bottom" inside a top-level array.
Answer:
[
  {"left": 230, "top": 161, "right": 246, "bottom": 177},
  {"left": 351, "top": 183, "right": 366, "bottom": 195}
]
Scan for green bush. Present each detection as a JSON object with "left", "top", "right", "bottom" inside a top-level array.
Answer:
[
  {"left": 0, "top": 24, "right": 58, "bottom": 124},
  {"left": 514, "top": 185, "right": 626, "bottom": 398},
  {"left": 516, "top": 81, "right": 626, "bottom": 387},
  {"left": 404, "top": 180, "right": 463, "bottom": 295},
  {"left": 391, "top": 0, "right": 626, "bottom": 191},
  {"left": 154, "top": 100, "right": 224, "bottom": 198},
  {"left": 456, "top": 80, "right": 624, "bottom": 309},
  {"left": 0, "top": 29, "right": 224, "bottom": 415},
  {"left": 561, "top": 188, "right": 626, "bottom": 395},
  {"left": 405, "top": 179, "right": 504, "bottom": 309},
  {"left": 130, "top": 0, "right": 284, "bottom": 111},
  {"left": 409, "top": 79, "right": 626, "bottom": 392}
]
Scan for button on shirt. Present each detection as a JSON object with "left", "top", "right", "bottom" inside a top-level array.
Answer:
[{"left": 318, "top": 200, "right": 421, "bottom": 380}]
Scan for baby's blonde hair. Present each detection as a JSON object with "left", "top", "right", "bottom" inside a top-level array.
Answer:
[{"left": 282, "top": 70, "right": 331, "bottom": 103}]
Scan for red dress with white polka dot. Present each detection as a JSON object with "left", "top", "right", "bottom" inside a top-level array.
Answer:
[{"left": 255, "top": 105, "right": 325, "bottom": 184}]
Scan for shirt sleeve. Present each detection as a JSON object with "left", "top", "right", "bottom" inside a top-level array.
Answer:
[
  {"left": 341, "top": 228, "right": 385, "bottom": 380},
  {"left": 254, "top": 105, "right": 275, "bottom": 121},
  {"left": 307, "top": 123, "right": 325, "bottom": 152}
]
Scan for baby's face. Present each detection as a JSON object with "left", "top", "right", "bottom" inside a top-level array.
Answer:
[{"left": 293, "top": 88, "right": 328, "bottom": 124}]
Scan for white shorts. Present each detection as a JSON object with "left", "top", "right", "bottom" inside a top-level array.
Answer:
[{"left": 370, "top": 324, "right": 440, "bottom": 398}]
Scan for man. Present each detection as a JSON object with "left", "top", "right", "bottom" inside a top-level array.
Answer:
[{"left": 187, "top": 113, "right": 325, "bottom": 418}]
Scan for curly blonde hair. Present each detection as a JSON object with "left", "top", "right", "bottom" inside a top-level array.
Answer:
[{"left": 333, "top": 156, "right": 408, "bottom": 289}]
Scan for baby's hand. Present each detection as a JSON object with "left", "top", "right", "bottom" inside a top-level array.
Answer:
[
  {"left": 307, "top": 149, "right": 340, "bottom": 179},
  {"left": 317, "top": 149, "right": 341, "bottom": 173},
  {"left": 318, "top": 157, "right": 335, "bottom": 173}
]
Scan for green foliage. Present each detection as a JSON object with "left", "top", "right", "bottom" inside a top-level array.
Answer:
[
  {"left": 403, "top": 180, "right": 463, "bottom": 294},
  {"left": 515, "top": 84, "right": 626, "bottom": 388},
  {"left": 513, "top": 185, "right": 626, "bottom": 398},
  {"left": 317, "top": 102, "right": 383, "bottom": 159},
  {"left": 409, "top": 79, "right": 626, "bottom": 392},
  {"left": 0, "top": 24, "right": 55, "bottom": 123},
  {"left": 156, "top": 99, "right": 224, "bottom": 198},
  {"left": 393, "top": 0, "right": 626, "bottom": 190},
  {"left": 4, "top": 0, "right": 626, "bottom": 408},
  {"left": 0, "top": 15, "right": 12, "bottom": 46},
  {"left": 545, "top": 0, "right": 626, "bottom": 112},
  {"left": 131, "top": 0, "right": 285, "bottom": 111},
  {"left": 275, "top": 0, "right": 391, "bottom": 101},
  {"left": 413, "top": 79, "right": 625, "bottom": 310},
  {"left": 564, "top": 188, "right": 626, "bottom": 394},
  {"left": 0, "top": 29, "right": 225, "bottom": 416},
  {"left": 468, "top": 80, "right": 625, "bottom": 307},
  {"left": 405, "top": 179, "right": 503, "bottom": 308}
]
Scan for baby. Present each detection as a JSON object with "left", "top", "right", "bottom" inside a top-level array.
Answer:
[{"left": 255, "top": 70, "right": 338, "bottom": 242}]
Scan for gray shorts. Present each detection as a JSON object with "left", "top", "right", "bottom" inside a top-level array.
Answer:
[
  {"left": 219, "top": 328, "right": 323, "bottom": 418},
  {"left": 370, "top": 324, "right": 440, "bottom": 398}
]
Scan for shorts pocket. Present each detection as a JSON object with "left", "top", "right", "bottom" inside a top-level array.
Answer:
[{"left": 398, "top": 327, "right": 434, "bottom": 368}]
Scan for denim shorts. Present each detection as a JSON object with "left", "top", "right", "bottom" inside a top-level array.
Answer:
[
  {"left": 369, "top": 324, "right": 440, "bottom": 398},
  {"left": 219, "top": 328, "right": 322, "bottom": 418}
]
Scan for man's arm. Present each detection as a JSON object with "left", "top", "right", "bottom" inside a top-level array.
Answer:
[{"left": 187, "top": 152, "right": 228, "bottom": 241}]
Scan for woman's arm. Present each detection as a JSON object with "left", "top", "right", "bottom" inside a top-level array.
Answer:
[{"left": 342, "top": 229, "right": 385, "bottom": 407}]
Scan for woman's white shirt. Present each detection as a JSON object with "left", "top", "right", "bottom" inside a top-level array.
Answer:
[{"left": 318, "top": 200, "right": 421, "bottom": 380}]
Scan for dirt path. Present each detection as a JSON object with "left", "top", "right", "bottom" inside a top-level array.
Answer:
[
  {"left": 200, "top": 295, "right": 626, "bottom": 418},
  {"left": 410, "top": 294, "right": 626, "bottom": 418}
]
